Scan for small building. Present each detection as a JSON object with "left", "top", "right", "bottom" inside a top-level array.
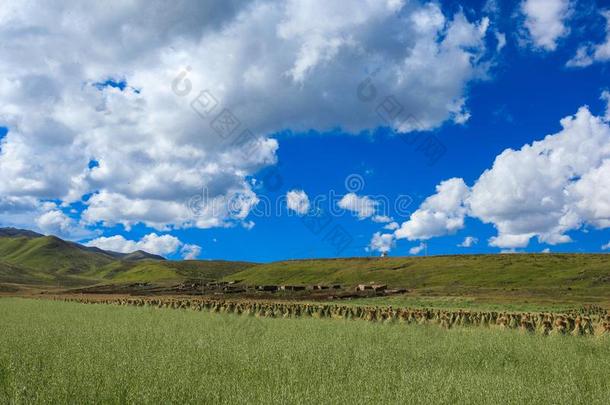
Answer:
[
  {"left": 355, "top": 284, "right": 387, "bottom": 292},
  {"left": 280, "top": 285, "right": 306, "bottom": 291},
  {"left": 256, "top": 285, "right": 279, "bottom": 292},
  {"left": 223, "top": 286, "right": 246, "bottom": 294}
]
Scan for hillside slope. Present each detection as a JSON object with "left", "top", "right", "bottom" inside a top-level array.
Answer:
[
  {"left": 0, "top": 261, "right": 50, "bottom": 285},
  {"left": 0, "top": 234, "right": 254, "bottom": 287},
  {"left": 94, "top": 259, "right": 256, "bottom": 283},
  {"left": 0, "top": 236, "right": 116, "bottom": 275},
  {"left": 225, "top": 254, "right": 610, "bottom": 296}
]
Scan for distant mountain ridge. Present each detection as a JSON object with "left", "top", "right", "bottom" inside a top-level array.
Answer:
[
  {"left": 0, "top": 227, "right": 165, "bottom": 261},
  {"left": 0, "top": 227, "right": 254, "bottom": 287},
  {"left": 0, "top": 227, "right": 44, "bottom": 239},
  {"left": 120, "top": 250, "right": 167, "bottom": 261}
]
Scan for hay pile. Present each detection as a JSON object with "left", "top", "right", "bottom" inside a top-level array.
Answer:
[{"left": 47, "top": 295, "right": 610, "bottom": 336}]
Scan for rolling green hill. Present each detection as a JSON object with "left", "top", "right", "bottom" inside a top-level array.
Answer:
[
  {"left": 0, "top": 236, "right": 115, "bottom": 275},
  {"left": 90, "top": 259, "right": 255, "bottom": 283},
  {"left": 0, "top": 233, "right": 254, "bottom": 287},
  {"left": 224, "top": 254, "right": 610, "bottom": 299},
  {"left": 2, "top": 228, "right": 610, "bottom": 305},
  {"left": 0, "top": 261, "right": 50, "bottom": 285}
]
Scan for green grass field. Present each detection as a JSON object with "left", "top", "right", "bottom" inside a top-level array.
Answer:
[
  {"left": 1, "top": 298, "right": 609, "bottom": 404},
  {"left": 316, "top": 294, "right": 596, "bottom": 313},
  {"left": 227, "top": 254, "right": 610, "bottom": 307},
  {"left": 227, "top": 254, "right": 610, "bottom": 290}
]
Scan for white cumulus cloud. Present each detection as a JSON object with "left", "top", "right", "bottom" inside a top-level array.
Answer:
[
  {"left": 393, "top": 101, "right": 610, "bottom": 250},
  {"left": 180, "top": 244, "right": 202, "bottom": 260},
  {"left": 338, "top": 193, "right": 378, "bottom": 220},
  {"left": 567, "top": 11, "right": 610, "bottom": 67},
  {"left": 286, "top": 189, "right": 310, "bottom": 215},
  {"left": 369, "top": 232, "right": 395, "bottom": 254},
  {"left": 469, "top": 106, "right": 610, "bottom": 248},
  {"left": 458, "top": 236, "right": 478, "bottom": 247},
  {"left": 0, "top": 0, "right": 493, "bottom": 233},
  {"left": 395, "top": 178, "right": 470, "bottom": 240},
  {"left": 520, "top": 0, "right": 572, "bottom": 51},
  {"left": 384, "top": 221, "right": 400, "bottom": 231},
  {"left": 409, "top": 242, "right": 426, "bottom": 255},
  {"left": 85, "top": 233, "right": 200, "bottom": 259},
  {"left": 35, "top": 207, "right": 75, "bottom": 235}
]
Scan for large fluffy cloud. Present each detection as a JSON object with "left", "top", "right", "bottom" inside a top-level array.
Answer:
[
  {"left": 395, "top": 178, "right": 469, "bottom": 240},
  {"left": 0, "top": 0, "right": 492, "bottom": 234},
  {"left": 392, "top": 103, "right": 610, "bottom": 249},
  {"left": 35, "top": 206, "right": 78, "bottom": 236},
  {"left": 0, "top": 199, "right": 96, "bottom": 239},
  {"left": 469, "top": 106, "right": 610, "bottom": 248},
  {"left": 520, "top": 0, "right": 572, "bottom": 51}
]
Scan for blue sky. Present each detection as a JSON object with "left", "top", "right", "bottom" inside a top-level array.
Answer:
[
  {"left": 1, "top": 0, "right": 610, "bottom": 261},
  {"left": 80, "top": 35, "right": 610, "bottom": 261}
]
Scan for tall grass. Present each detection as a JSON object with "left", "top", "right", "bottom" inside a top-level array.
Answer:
[
  {"left": 316, "top": 294, "right": 586, "bottom": 313},
  {"left": 1, "top": 298, "right": 609, "bottom": 404}
]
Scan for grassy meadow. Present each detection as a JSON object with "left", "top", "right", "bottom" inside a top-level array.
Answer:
[
  {"left": 317, "top": 294, "right": 603, "bottom": 313},
  {"left": 1, "top": 298, "right": 609, "bottom": 404},
  {"left": 228, "top": 254, "right": 610, "bottom": 308},
  {"left": 227, "top": 254, "right": 610, "bottom": 291}
]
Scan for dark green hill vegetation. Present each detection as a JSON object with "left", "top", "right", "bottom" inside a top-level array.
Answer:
[
  {"left": 226, "top": 254, "right": 610, "bottom": 302},
  {"left": 0, "top": 234, "right": 254, "bottom": 287},
  {"left": 0, "top": 261, "right": 48, "bottom": 285},
  {"left": 93, "top": 259, "right": 255, "bottom": 283},
  {"left": 0, "top": 236, "right": 115, "bottom": 275},
  {"left": 120, "top": 250, "right": 166, "bottom": 261}
]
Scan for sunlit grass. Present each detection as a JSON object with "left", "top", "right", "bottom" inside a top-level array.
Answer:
[
  {"left": 226, "top": 254, "right": 610, "bottom": 308},
  {"left": 1, "top": 298, "right": 609, "bottom": 404},
  {"left": 317, "top": 294, "right": 591, "bottom": 313}
]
